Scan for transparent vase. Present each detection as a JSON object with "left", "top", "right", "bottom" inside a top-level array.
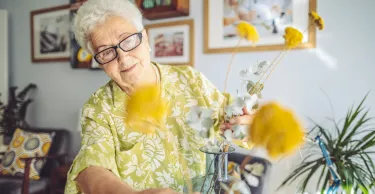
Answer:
[{"left": 184, "top": 144, "right": 250, "bottom": 194}]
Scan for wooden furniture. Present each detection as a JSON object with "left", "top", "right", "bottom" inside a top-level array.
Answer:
[
  {"left": 0, "top": 128, "right": 70, "bottom": 194},
  {"left": 135, "top": 0, "right": 189, "bottom": 20},
  {"left": 50, "top": 162, "right": 73, "bottom": 194}
]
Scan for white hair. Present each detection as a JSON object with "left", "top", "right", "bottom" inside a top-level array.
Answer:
[{"left": 72, "top": 0, "right": 144, "bottom": 54}]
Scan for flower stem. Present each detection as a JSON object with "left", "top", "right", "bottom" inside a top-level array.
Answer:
[
  {"left": 224, "top": 38, "right": 242, "bottom": 93},
  {"left": 255, "top": 48, "right": 291, "bottom": 94},
  {"left": 246, "top": 48, "right": 285, "bottom": 94},
  {"left": 223, "top": 38, "right": 242, "bottom": 123}
]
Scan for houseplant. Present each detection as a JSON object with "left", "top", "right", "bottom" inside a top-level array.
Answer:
[
  {"left": 279, "top": 93, "right": 375, "bottom": 193},
  {"left": 0, "top": 83, "right": 37, "bottom": 145}
]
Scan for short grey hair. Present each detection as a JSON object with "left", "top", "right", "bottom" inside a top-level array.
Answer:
[{"left": 72, "top": 0, "right": 144, "bottom": 54}]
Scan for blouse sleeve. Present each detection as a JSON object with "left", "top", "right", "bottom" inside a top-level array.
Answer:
[
  {"left": 64, "top": 96, "right": 119, "bottom": 194},
  {"left": 191, "top": 69, "right": 232, "bottom": 132}
]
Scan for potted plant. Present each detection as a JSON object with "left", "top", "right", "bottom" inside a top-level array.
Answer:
[
  {"left": 0, "top": 83, "right": 37, "bottom": 145},
  {"left": 279, "top": 93, "right": 375, "bottom": 193}
]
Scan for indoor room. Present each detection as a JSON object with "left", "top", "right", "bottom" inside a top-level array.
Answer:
[{"left": 0, "top": 0, "right": 374, "bottom": 194}]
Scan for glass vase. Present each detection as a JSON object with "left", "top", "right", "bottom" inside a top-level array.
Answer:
[{"left": 194, "top": 145, "right": 236, "bottom": 194}]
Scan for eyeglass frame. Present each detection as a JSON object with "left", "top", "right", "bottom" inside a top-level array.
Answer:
[{"left": 93, "top": 32, "right": 143, "bottom": 65}]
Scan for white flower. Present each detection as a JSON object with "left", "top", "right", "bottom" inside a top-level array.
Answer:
[
  {"left": 186, "top": 106, "right": 214, "bottom": 138},
  {"left": 205, "top": 141, "right": 221, "bottom": 152},
  {"left": 243, "top": 93, "right": 259, "bottom": 112},
  {"left": 224, "top": 94, "right": 258, "bottom": 120},
  {"left": 253, "top": 61, "right": 270, "bottom": 76},
  {"left": 225, "top": 97, "right": 245, "bottom": 119},
  {"left": 232, "top": 125, "right": 248, "bottom": 139},
  {"left": 224, "top": 129, "right": 233, "bottom": 142},
  {"left": 220, "top": 179, "right": 251, "bottom": 194},
  {"left": 239, "top": 61, "right": 270, "bottom": 78}
]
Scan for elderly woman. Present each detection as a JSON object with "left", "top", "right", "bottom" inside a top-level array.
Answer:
[{"left": 65, "top": 0, "right": 252, "bottom": 193}]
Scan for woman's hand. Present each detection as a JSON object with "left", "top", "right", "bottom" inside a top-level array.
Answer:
[{"left": 219, "top": 107, "right": 253, "bottom": 133}]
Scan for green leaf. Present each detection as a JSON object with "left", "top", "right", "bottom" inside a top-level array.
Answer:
[
  {"left": 316, "top": 164, "right": 327, "bottom": 190},
  {"left": 346, "top": 160, "right": 370, "bottom": 187},
  {"left": 337, "top": 93, "right": 369, "bottom": 146},
  {"left": 359, "top": 184, "right": 369, "bottom": 194},
  {"left": 341, "top": 110, "right": 373, "bottom": 147},
  {"left": 278, "top": 158, "right": 323, "bottom": 189},
  {"left": 320, "top": 171, "right": 330, "bottom": 194},
  {"left": 359, "top": 153, "right": 375, "bottom": 180},
  {"left": 299, "top": 162, "right": 322, "bottom": 193}
]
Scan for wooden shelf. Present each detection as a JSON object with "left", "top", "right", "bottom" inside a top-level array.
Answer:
[{"left": 135, "top": 0, "right": 189, "bottom": 20}]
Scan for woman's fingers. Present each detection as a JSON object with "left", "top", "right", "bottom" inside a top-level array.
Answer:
[
  {"left": 229, "top": 114, "right": 253, "bottom": 125},
  {"left": 243, "top": 107, "right": 250, "bottom": 115},
  {"left": 220, "top": 123, "right": 233, "bottom": 132}
]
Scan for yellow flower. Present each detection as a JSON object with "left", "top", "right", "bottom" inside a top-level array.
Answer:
[
  {"left": 236, "top": 21, "right": 259, "bottom": 45},
  {"left": 248, "top": 101, "right": 305, "bottom": 158},
  {"left": 125, "top": 84, "right": 169, "bottom": 133},
  {"left": 283, "top": 27, "right": 303, "bottom": 48},
  {"left": 309, "top": 11, "right": 324, "bottom": 30}
]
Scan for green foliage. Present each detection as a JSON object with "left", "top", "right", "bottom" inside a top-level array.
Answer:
[
  {"left": 279, "top": 93, "right": 375, "bottom": 193},
  {"left": 246, "top": 81, "right": 264, "bottom": 109},
  {"left": 0, "top": 83, "right": 37, "bottom": 137}
]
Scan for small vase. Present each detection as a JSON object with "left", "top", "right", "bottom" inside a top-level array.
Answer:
[{"left": 195, "top": 145, "right": 237, "bottom": 194}]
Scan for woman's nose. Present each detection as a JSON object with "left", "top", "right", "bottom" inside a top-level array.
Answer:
[{"left": 116, "top": 47, "right": 129, "bottom": 62}]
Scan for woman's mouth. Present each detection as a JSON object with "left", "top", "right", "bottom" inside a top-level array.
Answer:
[{"left": 121, "top": 63, "right": 137, "bottom": 73}]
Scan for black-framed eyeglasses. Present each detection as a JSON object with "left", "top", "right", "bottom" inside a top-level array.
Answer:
[{"left": 94, "top": 32, "right": 143, "bottom": 65}]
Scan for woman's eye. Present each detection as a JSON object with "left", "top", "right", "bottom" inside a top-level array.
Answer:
[{"left": 103, "top": 50, "right": 112, "bottom": 56}]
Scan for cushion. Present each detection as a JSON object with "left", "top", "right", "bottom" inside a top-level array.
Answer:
[{"left": 0, "top": 128, "right": 55, "bottom": 180}]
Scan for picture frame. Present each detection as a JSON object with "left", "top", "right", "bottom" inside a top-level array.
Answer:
[
  {"left": 204, "top": 0, "right": 317, "bottom": 53},
  {"left": 145, "top": 19, "right": 194, "bottom": 66},
  {"left": 30, "top": 4, "right": 71, "bottom": 62}
]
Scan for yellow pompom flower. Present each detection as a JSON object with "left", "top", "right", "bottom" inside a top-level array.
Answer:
[
  {"left": 248, "top": 101, "right": 305, "bottom": 158},
  {"left": 283, "top": 27, "right": 303, "bottom": 49},
  {"left": 236, "top": 21, "right": 259, "bottom": 45},
  {"left": 125, "top": 84, "right": 169, "bottom": 133},
  {"left": 309, "top": 11, "right": 324, "bottom": 30}
]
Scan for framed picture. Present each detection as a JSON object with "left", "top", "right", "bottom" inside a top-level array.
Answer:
[
  {"left": 30, "top": 4, "right": 71, "bottom": 62},
  {"left": 204, "top": 0, "right": 317, "bottom": 53},
  {"left": 145, "top": 19, "right": 194, "bottom": 66}
]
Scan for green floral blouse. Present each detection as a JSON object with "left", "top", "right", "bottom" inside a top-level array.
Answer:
[{"left": 65, "top": 63, "right": 229, "bottom": 193}]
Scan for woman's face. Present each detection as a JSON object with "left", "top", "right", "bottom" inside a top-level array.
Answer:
[{"left": 89, "top": 16, "right": 151, "bottom": 89}]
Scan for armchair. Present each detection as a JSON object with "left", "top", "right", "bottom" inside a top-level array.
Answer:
[{"left": 0, "top": 128, "right": 70, "bottom": 194}]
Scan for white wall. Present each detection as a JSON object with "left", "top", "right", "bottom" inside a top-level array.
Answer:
[
  {"left": 0, "top": 10, "right": 8, "bottom": 104},
  {"left": 1, "top": 0, "right": 375, "bottom": 193}
]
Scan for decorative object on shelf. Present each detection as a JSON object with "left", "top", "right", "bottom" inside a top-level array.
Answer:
[
  {"left": 0, "top": 83, "right": 37, "bottom": 145},
  {"left": 69, "top": 8, "right": 100, "bottom": 70},
  {"left": 30, "top": 4, "right": 71, "bottom": 62},
  {"left": 145, "top": 19, "right": 194, "bottom": 66},
  {"left": 203, "top": 0, "right": 317, "bottom": 53},
  {"left": 279, "top": 93, "right": 375, "bottom": 194},
  {"left": 135, "top": 0, "right": 189, "bottom": 20}
]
